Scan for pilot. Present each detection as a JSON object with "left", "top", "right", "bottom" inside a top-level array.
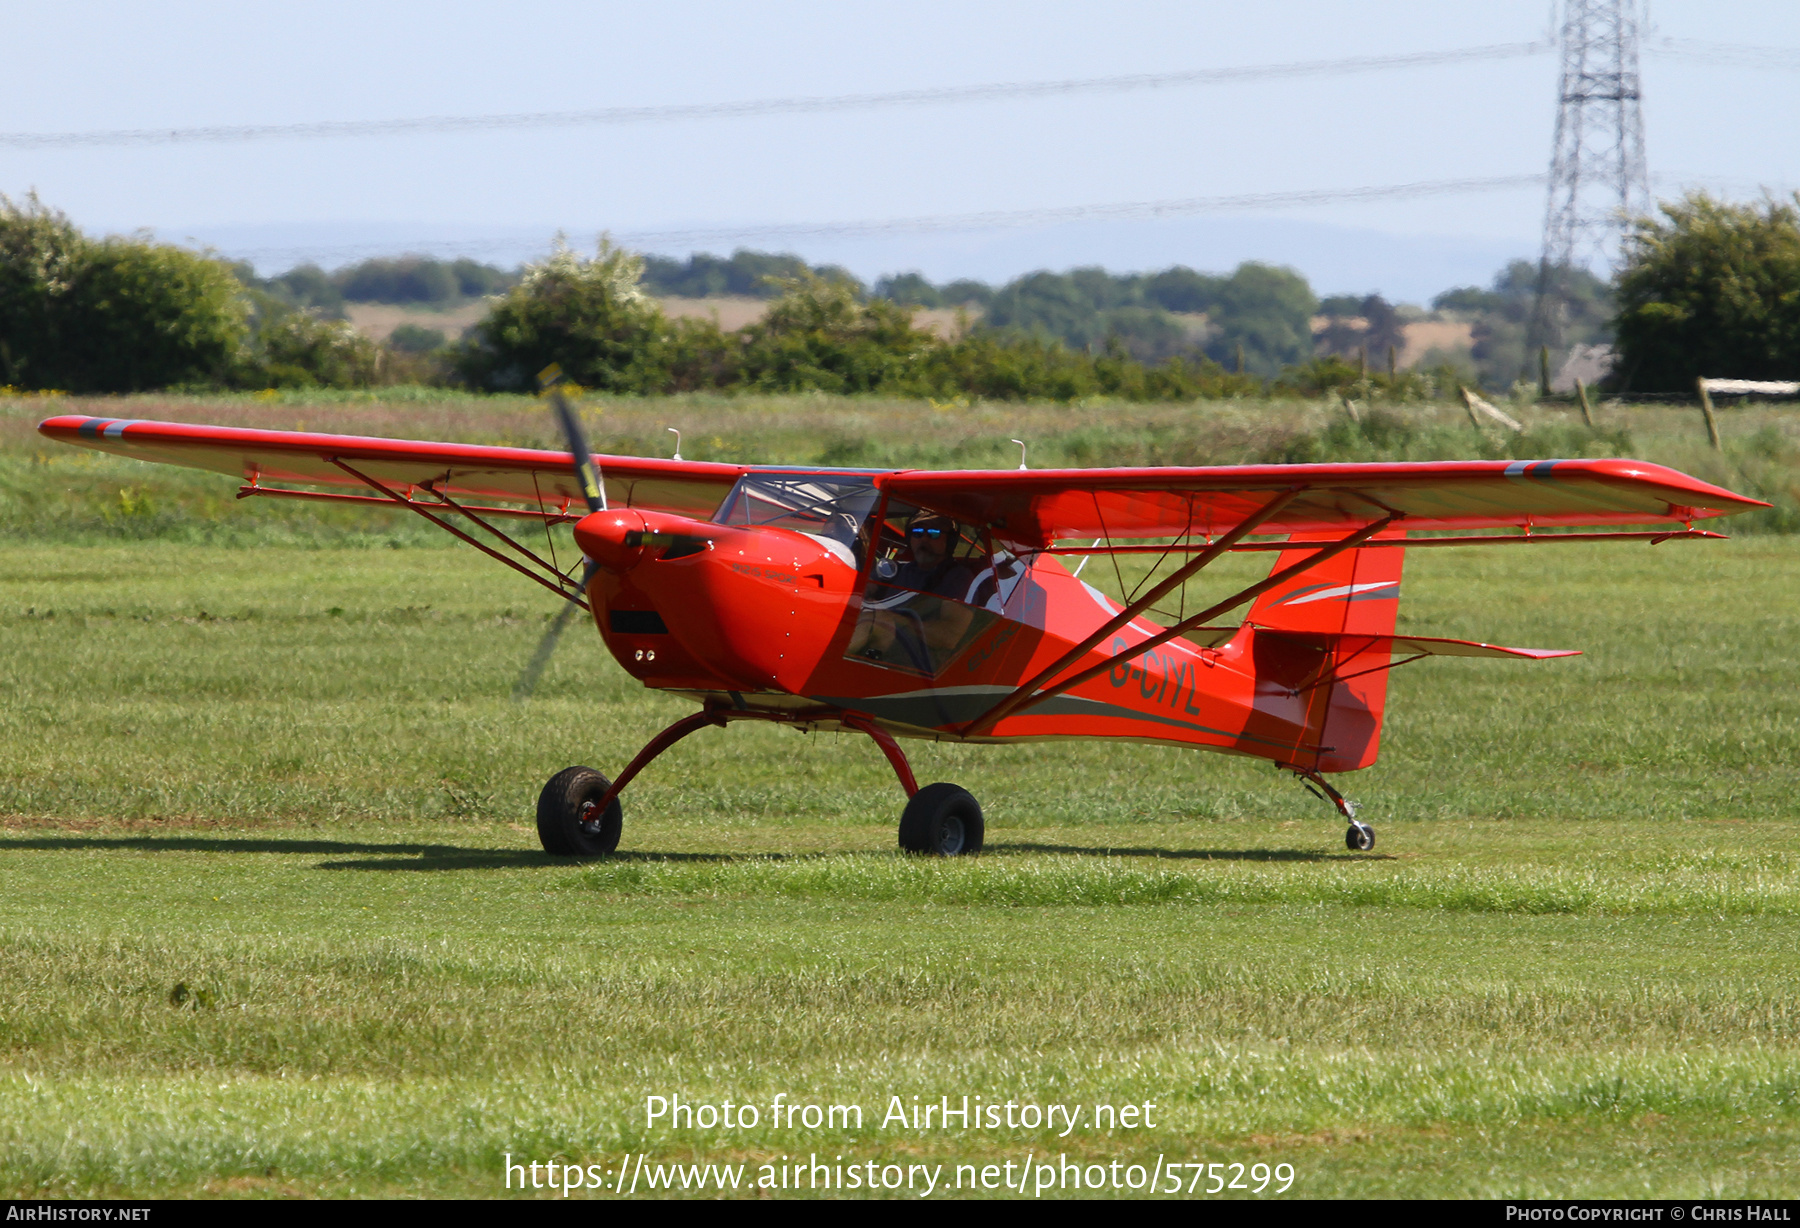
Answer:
[{"left": 849, "top": 512, "right": 978, "bottom": 664}]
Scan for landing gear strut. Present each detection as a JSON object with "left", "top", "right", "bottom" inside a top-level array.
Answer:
[
  {"left": 1286, "top": 765, "right": 1374, "bottom": 852},
  {"left": 534, "top": 705, "right": 981, "bottom": 857}
]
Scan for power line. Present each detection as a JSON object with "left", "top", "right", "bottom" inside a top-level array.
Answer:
[
  {"left": 611, "top": 176, "right": 1548, "bottom": 248},
  {"left": 213, "top": 175, "right": 1547, "bottom": 268},
  {"left": 1647, "top": 37, "right": 1800, "bottom": 71},
  {"left": 0, "top": 41, "right": 1551, "bottom": 150}
]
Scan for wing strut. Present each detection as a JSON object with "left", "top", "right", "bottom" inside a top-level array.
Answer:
[
  {"left": 329, "top": 459, "right": 590, "bottom": 609},
  {"left": 964, "top": 511, "right": 1401, "bottom": 735},
  {"left": 960, "top": 487, "right": 1304, "bottom": 737}
]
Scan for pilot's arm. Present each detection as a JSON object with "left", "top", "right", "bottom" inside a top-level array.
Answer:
[{"left": 919, "top": 598, "right": 974, "bottom": 651}]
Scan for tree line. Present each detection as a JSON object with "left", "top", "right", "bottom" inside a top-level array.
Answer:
[{"left": 4, "top": 191, "right": 1797, "bottom": 398}]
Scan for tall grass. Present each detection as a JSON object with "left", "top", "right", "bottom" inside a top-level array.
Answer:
[{"left": 5, "top": 390, "right": 1798, "bottom": 540}]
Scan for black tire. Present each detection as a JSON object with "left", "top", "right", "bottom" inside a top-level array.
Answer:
[
  {"left": 1345, "top": 823, "right": 1375, "bottom": 852},
  {"left": 898, "top": 783, "right": 984, "bottom": 856},
  {"left": 537, "top": 766, "right": 623, "bottom": 856}
]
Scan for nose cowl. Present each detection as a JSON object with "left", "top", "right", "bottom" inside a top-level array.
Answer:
[{"left": 573, "top": 508, "right": 649, "bottom": 572}]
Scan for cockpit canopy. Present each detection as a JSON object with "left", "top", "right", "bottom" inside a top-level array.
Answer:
[{"left": 712, "top": 474, "right": 880, "bottom": 563}]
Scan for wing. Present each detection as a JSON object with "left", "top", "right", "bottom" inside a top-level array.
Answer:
[
  {"left": 37, "top": 414, "right": 748, "bottom": 518},
  {"left": 880, "top": 459, "right": 1767, "bottom": 547}
]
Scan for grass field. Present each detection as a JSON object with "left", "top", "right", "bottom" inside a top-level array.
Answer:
[{"left": 2, "top": 392, "right": 1798, "bottom": 1198}]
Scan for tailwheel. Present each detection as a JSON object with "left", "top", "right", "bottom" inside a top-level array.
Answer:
[
  {"left": 898, "top": 783, "right": 984, "bottom": 856},
  {"left": 1345, "top": 822, "right": 1375, "bottom": 852},
  {"left": 537, "top": 765, "right": 623, "bottom": 857}
]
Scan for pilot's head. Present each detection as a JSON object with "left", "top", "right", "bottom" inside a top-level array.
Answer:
[{"left": 906, "top": 513, "right": 954, "bottom": 566}]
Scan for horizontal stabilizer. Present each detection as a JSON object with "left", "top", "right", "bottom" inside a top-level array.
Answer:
[
  {"left": 1181, "top": 625, "right": 1577, "bottom": 660},
  {"left": 1377, "top": 634, "right": 1578, "bottom": 660}
]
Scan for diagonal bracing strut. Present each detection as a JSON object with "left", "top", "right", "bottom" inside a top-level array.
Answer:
[
  {"left": 960, "top": 487, "right": 1304, "bottom": 737},
  {"left": 329, "top": 458, "right": 589, "bottom": 608},
  {"left": 968, "top": 510, "right": 1402, "bottom": 733}
]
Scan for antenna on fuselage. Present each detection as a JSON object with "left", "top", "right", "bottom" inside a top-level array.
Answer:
[
  {"left": 667, "top": 427, "right": 683, "bottom": 461},
  {"left": 1011, "top": 438, "right": 1028, "bottom": 469}
]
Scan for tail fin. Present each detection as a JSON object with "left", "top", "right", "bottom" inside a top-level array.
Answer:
[{"left": 1239, "top": 530, "right": 1407, "bottom": 773}]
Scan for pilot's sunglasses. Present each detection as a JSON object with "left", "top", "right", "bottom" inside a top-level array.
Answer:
[{"left": 908, "top": 526, "right": 946, "bottom": 538}]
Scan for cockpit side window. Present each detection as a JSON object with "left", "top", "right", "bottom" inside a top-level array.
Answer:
[{"left": 844, "top": 500, "right": 1003, "bottom": 678}]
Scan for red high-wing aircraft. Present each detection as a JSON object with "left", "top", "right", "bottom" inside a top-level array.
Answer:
[{"left": 40, "top": 403, "right": 1764, "bottom": 856}]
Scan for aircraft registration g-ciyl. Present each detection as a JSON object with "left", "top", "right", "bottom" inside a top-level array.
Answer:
[{"left": 39, "top": 391, "right": 1764, "bottom": 857}]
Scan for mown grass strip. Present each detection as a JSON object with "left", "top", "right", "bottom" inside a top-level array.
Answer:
[{"left": 570, "top": 852, "right": 1800, "bottom": 916}]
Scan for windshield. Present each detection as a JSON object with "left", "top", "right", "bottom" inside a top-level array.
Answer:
[{"left": 712, "top": 474, "right": 880, "bottom": 549}]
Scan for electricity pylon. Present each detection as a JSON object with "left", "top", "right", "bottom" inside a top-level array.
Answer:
[{"left": 1530, "top": 0, "right": 1649, "bottom": 367}]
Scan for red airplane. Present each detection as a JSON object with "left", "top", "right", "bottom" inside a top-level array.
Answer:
[{"left": 39, "top": 402, "right": 1764, "bottom": 856}]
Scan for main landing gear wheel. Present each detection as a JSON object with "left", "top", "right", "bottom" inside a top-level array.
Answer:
[
  {"left": 1345, "top": 822, "right": 1375, "bottom": 852},
  {"left": 898, "top": 783, "right": 984, "bottom": 856},
  {"left": 537, "top": 766, "right": 622, "bottom": 857}
]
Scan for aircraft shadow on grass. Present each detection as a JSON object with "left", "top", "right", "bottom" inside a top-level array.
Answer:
[
  {"left": 311, "top": 849, "right": 744, "bottom": 872},
  {"left": 1, "top": 835, "right": 750, "bottom": 872},
  {"left": 0, "top": 835, "right": 1387, "bottom": 869},
  {"left": 990, "top": 842, "right": 1391, "bottom": 862}
]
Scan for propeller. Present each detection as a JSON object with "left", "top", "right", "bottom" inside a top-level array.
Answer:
[
  {"left": 540, "top": 364, "right": 606, "bottom": 513},
  {"left": 512, "top": 600, "right": 584, "bottom": 700},
  {"left": 515, "top": 363, "right": 604, "bottom": 701}
]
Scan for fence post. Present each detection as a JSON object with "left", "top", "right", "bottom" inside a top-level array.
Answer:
[
  {"left": 1696, "top": 376, "right": 1722, "bottom": 450},
  {"left": 1458, "top": 385, "right": 1483, "bottom": 430},
  {"left": 1574, "top": 378, "right": 1595, "bottom": 427}
]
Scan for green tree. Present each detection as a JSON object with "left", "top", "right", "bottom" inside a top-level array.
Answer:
[
  {"left": 338, "top": 256, "right": 460, "bottom": 303},
  {"left": 1, "top": 195, "right": 245, "bottom": 392},
  {"left": 1202, "top": 262, "right": 1317, "bottom": 375},
  {"left": 1434, "top": 259, "right": 1611, "bottom": 391},
  {"left": 872, "top": 272, "right": 942, "bottom": 307},
  {"left": 64, "top": 238, "right": 247, "bottom": 391},
  {"left": 738, "top": 273, "right": 934, "bottom": 393},
  {"left": 640, "top": 249, "right": 860, "bottom": 299},
  {"left": 259, "top": 263, "right": 347, "bottom": 314},
  {"left": 456, "top": 237, "right": 672, "bottom": 392},
  {"left": 1141, "top": 266, "right": 1223, "bottom": 314},
  {"left": 1315, "top": 293, "right": 1406, "bottom": 365},
  {"left": 1614, "top": 193, "right": 1800, "bottom": 392},
  {"left": 0, "top": 193, "right": 82, "bottom": 388},
  {"left": 388, "top": 322, "right": 447, "bottom": 354},
  {"left": 449, "top": 258, "right": 516, "bottom": 298},
  {"left": 248, "top": 312, "right": 383, "bottom": 388}
]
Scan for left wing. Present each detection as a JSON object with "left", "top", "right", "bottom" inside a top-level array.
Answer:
[{"left": 881, "top": 458, "right": 1765, "bottom": 547}]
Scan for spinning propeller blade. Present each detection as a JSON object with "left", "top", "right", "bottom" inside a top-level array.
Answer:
[
  {"left": 511, "top": 365, "right": 606, "bottom": 700},
  {"left": 512, "top": 600, "right": 585, "bottom": 700},
  {"left": 539, "top": 364, "right": 606, "bottom": 513}
]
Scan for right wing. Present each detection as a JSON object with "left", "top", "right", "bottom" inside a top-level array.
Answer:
[{"left": 38, "top": 414, "right": 751, "bottom": 519}]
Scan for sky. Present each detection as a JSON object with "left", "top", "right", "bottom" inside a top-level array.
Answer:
[{"left": 3, "top": 1, "right": 1799, "bottom": 303}]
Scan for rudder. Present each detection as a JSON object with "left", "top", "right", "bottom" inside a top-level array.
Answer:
[{"left": 1240, "top": 530, "right": 1407, "bottom": 773}]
